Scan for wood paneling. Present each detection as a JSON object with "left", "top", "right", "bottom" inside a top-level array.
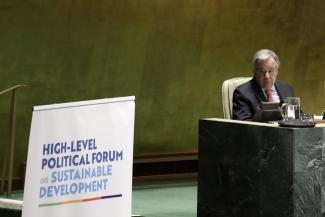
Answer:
[{"left": 0, "top": 0, "right": 324, "bottom": 176}]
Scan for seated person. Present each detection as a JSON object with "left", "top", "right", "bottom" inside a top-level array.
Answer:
[{"left": 232, "top": 49, "right": 295, "bottom": 120}]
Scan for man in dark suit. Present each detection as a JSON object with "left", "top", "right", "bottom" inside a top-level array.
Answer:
[{"left": 232, "top": 49, "right": 295, "bottom": 120}]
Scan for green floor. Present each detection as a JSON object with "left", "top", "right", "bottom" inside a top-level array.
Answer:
[
  {"left": 0, "top": 182, "right": 197, "bottom": 217},
  {"left": 132, "top": 182, "right": 197, "bottom": 217}
]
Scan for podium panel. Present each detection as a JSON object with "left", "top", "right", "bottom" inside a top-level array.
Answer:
[{"left": 198, "top": 118, "right": 325, "bottom": 217}]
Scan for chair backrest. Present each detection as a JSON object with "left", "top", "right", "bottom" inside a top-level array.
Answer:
[{"left": 222, "top": 77, "right": 251, "bottom": 119}]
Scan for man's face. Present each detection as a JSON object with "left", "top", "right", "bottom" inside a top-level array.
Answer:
[{"left": 254, "top": 57, "right": 278, "bottom": 89}]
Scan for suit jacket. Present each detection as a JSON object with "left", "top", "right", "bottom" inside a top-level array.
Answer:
[{"left": 232, "top": 78, "right": 295, "bottom": 120}]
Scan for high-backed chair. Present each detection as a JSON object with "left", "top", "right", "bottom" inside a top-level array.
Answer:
[{"left": 222, "top": 77, "right": 251, "bottom": 119}]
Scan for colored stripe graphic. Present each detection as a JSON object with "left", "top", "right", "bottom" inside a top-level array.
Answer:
[{"left": 38, "top": 194, "right": 122, "bottom": 207}]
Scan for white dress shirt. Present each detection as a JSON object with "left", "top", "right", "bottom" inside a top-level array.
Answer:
[{"left": 262, "top": 85, "right": 280, "bottom": 102}]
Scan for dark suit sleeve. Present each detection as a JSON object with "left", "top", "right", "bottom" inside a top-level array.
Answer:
[
  {"left": 277, "top": 82, "right": 295, "bottom": 100},
  {"left": 232, "top": 88, "right": 254, "bottom": 120}
]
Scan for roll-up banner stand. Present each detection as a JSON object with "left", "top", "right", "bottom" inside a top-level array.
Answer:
[{"left": 22, "top": 96, "right": 135, "bottom": 217}]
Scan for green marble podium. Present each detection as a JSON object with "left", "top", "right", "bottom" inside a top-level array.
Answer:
[{"left": 197, "top": 118, "right": 325, "bottom": 217}]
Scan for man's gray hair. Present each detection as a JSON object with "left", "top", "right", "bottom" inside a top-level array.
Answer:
[{"left": 253, "top": 49, "right": 280, "bottom": 70}]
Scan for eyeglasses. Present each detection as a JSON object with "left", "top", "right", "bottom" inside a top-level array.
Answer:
[{"left": 255, "top": 68, "right": 277, "bottom": 75}]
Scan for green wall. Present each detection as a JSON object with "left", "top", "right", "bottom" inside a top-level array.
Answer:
[{"left": 0, "top": 0, "right": 325, "bottom": 175}]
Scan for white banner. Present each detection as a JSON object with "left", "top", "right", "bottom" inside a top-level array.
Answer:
[{"left": 22, "top": 96, "right": 135, "bottom": 217}]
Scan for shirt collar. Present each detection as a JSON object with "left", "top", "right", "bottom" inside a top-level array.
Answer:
[{"left": 262, "top": 85, "right": 276, "bottom": 92}]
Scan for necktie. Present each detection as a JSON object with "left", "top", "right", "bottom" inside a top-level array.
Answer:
[{"left": 266, "top": 89, "right": 273, "bottom": 102}]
